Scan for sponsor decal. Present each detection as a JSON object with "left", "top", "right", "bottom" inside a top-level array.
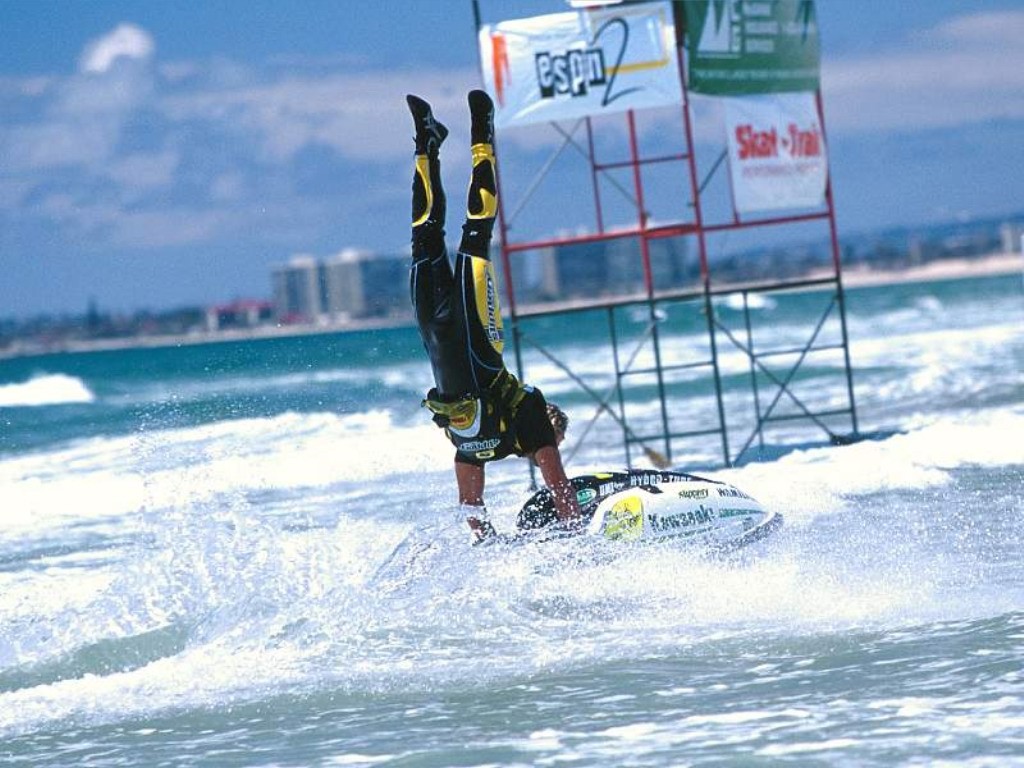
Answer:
[
  {"left": 479, "top": 3, "right": 681, "bottom": 129},
  {"left": 459, "top": 438, "right": 502, "bottom": 453},
  {"left": 678, "top": 487, "right": 709, "bottom": 500},
  {"left": 684, "top": 0, "right": 820, "bottom": 96},
  {"left": 603, "top": 495, "right": 643, "bottom": 541},
  {"left": 723, "top": 92, "right": 827, "bottom": 213},
  {"left": 648, "top": 504, "right": 716, "bottom": 533},
  {"left": 717, "top": 486, "right": 753, "bottom": 500},
  {"left": 718, "top": 507, "right": 758, "bottom": 519},
  {"left": 490, "top": 32, "right": 510, "bottom": 106},
  {"left": 484, "top": 269, "right": 503, "bottom": 346},
  {"left": 535, "top": 47, "right": 607, "bottom": 99},
  {"left": 735, "top": 121, "right": 822, "bottom": 161},
  {"left": 576, "top": 488, "right": 598, "bottom": 505},
  {"left": 471, "top": 258, "right": 504, "bottom": 354},
  {"left": 628, "top": 472, "right": 668, "bottom": 488}
]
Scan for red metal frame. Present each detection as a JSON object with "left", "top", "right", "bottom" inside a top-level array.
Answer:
[{"left": 477, "top": 1, "right": 859, "bottom": 468}]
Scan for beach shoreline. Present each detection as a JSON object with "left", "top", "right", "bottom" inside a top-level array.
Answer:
[
  {"left": 3, "top": 251, "right": 1021, "bottom": 361},
  {"left": 833, "top": 251, "right": 1023, "bottom": 289}
]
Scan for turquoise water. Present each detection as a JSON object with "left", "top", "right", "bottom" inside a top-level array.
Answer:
[{"left": 1, "top": 274, "right": 1023, "bottom": 766}]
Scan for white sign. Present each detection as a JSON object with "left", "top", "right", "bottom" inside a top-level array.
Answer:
[
  {"left": 478, "top": 2, "right": 682, "bottom": 129},
  {"left": 724, "top": 92, "right": 828, "bottom": 214}
]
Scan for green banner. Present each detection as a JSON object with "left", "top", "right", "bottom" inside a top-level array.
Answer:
[{"left": 684, "top": 0, "right": 820, "bottom": 95}]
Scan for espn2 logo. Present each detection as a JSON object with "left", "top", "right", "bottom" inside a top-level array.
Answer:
[{"left": 534, "top": 48, "right": 606, "bottom": 98}]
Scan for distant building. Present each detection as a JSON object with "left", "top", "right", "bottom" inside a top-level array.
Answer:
[
  {"left": 322, "top": 249, "right": 370, "bottom": 321},
  {"left": 321, "top": 248, "right": 408, "bottom": 320},
  {"left": 206, "top": 300, "right": 274, "bottom": 332},
  {"left": 1001, "top": 222, "right": 1023, "bottom": 254},
  {"left": 535, "top": 234, "right": 690, "bottom": 300},
  {"left": 272, "top": 255, "right": 323, "bottom": 323},
  {"left": 272, "top": 249, "right": 409, "bottom": 325},
  {"left": 358, "top": 252, "right": 408, "bottom": 317}
]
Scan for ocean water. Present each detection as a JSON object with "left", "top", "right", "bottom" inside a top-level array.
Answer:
[{"left": 1, "top": 273, "right": 1022, "bottom": 767}]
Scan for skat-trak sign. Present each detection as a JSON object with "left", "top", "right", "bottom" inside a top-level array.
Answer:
[
  {"left": 479, "top": 1, "right": 681, "bottom": 129},
  {"left": 724, "top": 91, "right": 828, "bottom": 214},
  {"left": 735, "top": 122, "right": 822, "bottom": 160}
]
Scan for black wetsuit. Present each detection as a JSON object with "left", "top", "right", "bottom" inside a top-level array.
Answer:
[{"left": 409, "top": 121, "right": 556, "bottom": 465}]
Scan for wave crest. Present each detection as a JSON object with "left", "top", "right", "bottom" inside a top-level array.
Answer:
[{"left": 0, "top": 374, "right": 95, "bottom": 408}]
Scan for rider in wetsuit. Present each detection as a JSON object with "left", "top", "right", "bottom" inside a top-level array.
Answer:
[{"left": 407, "top": 89, "right": 580, "bottom": 542}]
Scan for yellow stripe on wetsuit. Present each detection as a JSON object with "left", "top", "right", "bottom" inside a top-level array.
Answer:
[
  {"left": 469, "top": 255, "right": 504, "bottom": 355},
  {"left": 412, "top": 154, "right": 432, "bottom": 228},
  {"left": 467, "top": 143, "right": 497, "bottom": 220}
]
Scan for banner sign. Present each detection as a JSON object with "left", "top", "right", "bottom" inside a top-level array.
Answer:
[
  {"left": 478, "top": 2, "right": 681, "bottom": 129},
  {"left": 684, "top": 0, "right": 820, "bottom": 95},
  {"left": 724, "top": 92, "right": 827, "bottom": 213}
]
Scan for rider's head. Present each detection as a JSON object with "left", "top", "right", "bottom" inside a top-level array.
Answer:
[{"left": 546, "top": 402, "right": 569, "bottom": 445}]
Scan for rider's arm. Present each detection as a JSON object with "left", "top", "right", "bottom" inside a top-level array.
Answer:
[
  {"left": 455, "top": 459, "right": 485, "bottom": 506},
  {"left": 534, "top": 445, "right": 581, "bottom": 523},
  {"left": 455, "top": 460, "right": 498, "bottom": 540}
]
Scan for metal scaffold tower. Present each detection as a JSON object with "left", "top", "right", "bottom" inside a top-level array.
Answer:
[{"left": 473, "top": 0, "right": 860, "bottom": 470}]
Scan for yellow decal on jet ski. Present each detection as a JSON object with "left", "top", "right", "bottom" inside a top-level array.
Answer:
[{"left": 603, "top": 495, "right": 643, "bottom": 541}]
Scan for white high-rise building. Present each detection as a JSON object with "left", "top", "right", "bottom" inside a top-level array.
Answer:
[
  {"left": 272, "top": 255, "right": 323, "bottom": 323},
  {"left": 323, "top": 248, "right": 372, "bottom": 320},
  {"left": 1000, "top": 222, "right": 1023, "bottom": 254},
  {"left": 272, "top": 249, "right": 410, "bottom": 324}
]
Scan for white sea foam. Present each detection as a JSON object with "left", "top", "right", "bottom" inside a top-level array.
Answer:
[
  {"left": 121, "top": 361, "right": 430, "bottom": 406},
  {"left": 712, "top": 406, "right": 1024, "bottom": 525},
  {"left": 0, "top": 284, "right": 1019, "bottom": 741},
  {"left": 1, "top": 406, "right": 1020, "bottom": 737},
  {"left": 1, "top": 278, "right": 1021, "bottom": 756},
  {"left": 0, "top": 466, "right": 986, "bottom": 740},
  {"left": 0, "top": 373, "right": 95, "bottom": 407},
  {"left": 722, "top": 293, "right": 778, "bottom": 311},
  {"left": 0, "top": 409, "right": 452, "bottom": 540},
  {"left": 3, "top": 388, "right": 1020, "bottom": 546}
]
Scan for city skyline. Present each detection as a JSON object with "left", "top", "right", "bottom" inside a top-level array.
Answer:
[
  {"left": 2, "top": 0, "right": 1024, "bottom": 320},
  {"left": 7, "top": 208, "right": 1017, "bottom": 334}
]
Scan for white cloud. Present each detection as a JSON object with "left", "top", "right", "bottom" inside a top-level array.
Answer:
[
  {"left": 23, "top": 11, "right": 1017, "bottom": 190},
  {"left": 209, "top": 172, "right": 245, "bottom": 203},
  {"left": 822, "top": 10, "right": 1024, "bottom": 135},
  {"left": 0, "top": 74, "right": 53, "bottom": 98},
  {"left": 105, "top": 208, "right": 226, "bottom": 248},
  {"left": 105, "top": 151, "right": 179, "bottom": 197},
  {"left": 5, "top": 9, "right": 1022, "bottom": 259},
  {"left": 34, "top": 191, "right": 227, "bottom": 248},
  {"left": 80, "top": 23, "right": 155, "bottom": 74},
  {"left": 0, "top": 178, "right": 33, "bottom": 208},
  {"left": 2, "top": 24, "right": 157, "bottom": 174},
  {"left": 159, "top": 67, "right": 478, "bottom": 163},
  {"left": 929, "top": 9, "right": 1024, "bottom": 46},
  {"left": 5, "top": 121, "right": 117, "bottom": 169}
]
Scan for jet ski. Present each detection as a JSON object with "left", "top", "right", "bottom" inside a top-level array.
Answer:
[{"left": 509, "top": 469, "right": 781, "bottom": 550}]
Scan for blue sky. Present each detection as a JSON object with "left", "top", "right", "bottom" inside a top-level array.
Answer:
[{"left": 2, "top": 0, "right": 1022, "bottom": 319}]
